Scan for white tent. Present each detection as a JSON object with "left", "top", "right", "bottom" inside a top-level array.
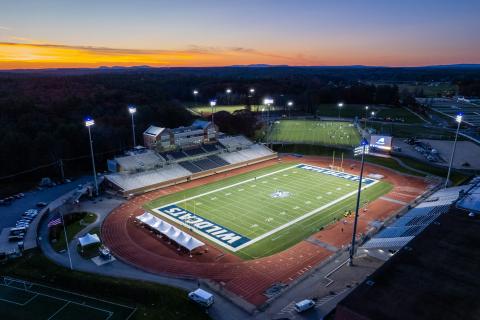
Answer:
[
  {"left": 136, "top": 213, "right": 205, "bottom": 252},
  {"left": 136, "top": 212, "right": 153, "bottom": 223},
  {"left": 78, "top": 233, "right": 100, "bottom": 247}
]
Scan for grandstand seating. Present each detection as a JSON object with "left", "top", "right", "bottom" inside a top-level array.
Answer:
[
  {"left": 202, "top": 144, "right": 219, "bottom": 152},
  {"left": 179, "top": 161, "right": 202, "bottom": 173},
  {"left": 192, "top": 158, "right": 221, "bottom": 171},
  {"left": 219, "top": 144, "right": 273, "bottom": 164},
  {"left": 183, "top": 147, "right": 206, "bottom": 157},
  {"left": 208, "top": 155, "right": 230, "bottom": 166},
  {"left": 164, "top": 150, "right": 187, "bottom": 160}
]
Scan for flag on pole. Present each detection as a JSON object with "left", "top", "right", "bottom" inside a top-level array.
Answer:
[{"left": 48, "top": 214, "right": 63, "bottom": 227}]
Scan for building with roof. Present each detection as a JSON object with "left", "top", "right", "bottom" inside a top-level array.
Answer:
[
  {"left": 143, "top": 120, "right": 217, "bottom": 150},
  {"left": 335, "top": 179, "right": 480, "bottom": 320}
]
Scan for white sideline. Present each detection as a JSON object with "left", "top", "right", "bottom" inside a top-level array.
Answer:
[{"left": 151, "top": 163, "right": 379, "bottom": 252}]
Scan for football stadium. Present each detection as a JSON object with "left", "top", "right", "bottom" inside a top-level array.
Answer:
[{"left": 100, "top": 117, "right": 430, "bottom": 306}]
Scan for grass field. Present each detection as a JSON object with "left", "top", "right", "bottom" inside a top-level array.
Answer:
[
  {"left": 314, "top": 104, "right": 424, "bottom": 123},
  {"left": 0, "top": 277, "right": 135, "bottom": 320},
  {"left": 144, "top": 162, "right": 392, "bottom": 259},
  {"left": 268, "top": 120, "right": 361, "bottom": 147},
  {"left": 188, "top": 104, "right": 246, "bottom": 115}
]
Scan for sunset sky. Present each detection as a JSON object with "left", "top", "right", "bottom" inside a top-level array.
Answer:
[{"left": 1, "top": 0, "right": 479, "bottom": 69}]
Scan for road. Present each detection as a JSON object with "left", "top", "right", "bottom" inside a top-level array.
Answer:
[{"left": 0, "top": 176, "right": 91, "bottom": 230}]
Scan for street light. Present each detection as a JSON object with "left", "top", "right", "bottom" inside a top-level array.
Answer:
[
  {"left": 338, "top": 102, "right": 344, "bottom": 119},
  {"left": 445, "top": 113, "right": 463, "bottom": 188},
  {"left": 349, "top": 138, "right": 369, "bottom": 266},
  {"left": 210, "top": 100, "right": 217, "bottom": 127},
  {"left": 364, "top": 106, "right": 369, "bottom": 133},
  {"left": 249, "top": 88, "right": 255, "bottom": 94},
  {"left": 128, "top": 105, "right": 137, "bottom": 148},
  {"left": 263, "top": 98, "right": 274, "bottom": 124},
  {"left": 84, "top": 117, "right": 98, "bottom": 196}
]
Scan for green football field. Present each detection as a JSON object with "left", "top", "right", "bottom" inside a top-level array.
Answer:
[
  {"left": 144, "top": 162, "right": 392, "bottom": 259},
  {"left": 268, "top": 120, "right": 361, "bottom": 147}
]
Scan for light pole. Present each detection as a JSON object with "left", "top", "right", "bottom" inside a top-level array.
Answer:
[
  {"left": 287, "top": 101, "right": 294, "bottom": 118},
  {"left": 85, "top": 117, "right": 98, "bottom": 196},
  {"left": 338, "top": 102, "right": 344, "bottom": 120},
  {"left": 364, "top": 106, "right": 369, "bottom": 130},
  {"left": 210, "top": 100, "right": 217, "bottom": 127},
  {"left": 193, "top": 90, "right": 198, "bottom": 106},
  {"left": 226, "top": 88, "right": 231, "bottom": 105},
  {"left": 263, "top": 98, "right": 274, "bottom": 124},
  {"left": 128, "top": 105, "right": 137, "bottom": 148},
  {"left": 445, "top": 113, "right": 463, "bottom": 188},
  {"left": 249, "top": 88, "right": 255, "bottom": 110},
  {"left": 349, "top": 138, "right": 369, "bottom": 266}
]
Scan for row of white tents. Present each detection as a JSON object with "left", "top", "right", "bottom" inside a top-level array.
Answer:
[{"left": 136, "top": 212, "right": 205, "bottom": 252}]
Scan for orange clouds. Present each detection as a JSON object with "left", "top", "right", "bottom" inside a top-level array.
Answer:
[{"left": 0, "top": 42, "right": 301, "bottom": 69}]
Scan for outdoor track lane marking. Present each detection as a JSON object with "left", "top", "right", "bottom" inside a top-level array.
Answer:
[{"left": 379, "top": 196, "right": 409, "bottom": 205}]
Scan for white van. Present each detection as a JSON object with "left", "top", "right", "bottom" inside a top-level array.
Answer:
[
  {"left": 294, "top": 299, "right": 315, "bottom": 313},
  {"left": 188, "top": 289, "right": 214, "bottom": 307}
]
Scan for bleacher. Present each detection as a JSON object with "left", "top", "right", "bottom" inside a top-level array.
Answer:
[
  {"left": 179, "top": 161, "right": 202, "bottom": 173},
  {"left": 202, "top": 144, "right": 219, "bottom": 152},
  {"left": 191, "top": 158, "right": 221, "bottom": 171},
  {"left": 183, "top": 147, "right": 206, "bottom": 157},
  {"left": 164, "top": 150, "right": 187, "bottom": 160},
  {"left": 105, "top": 134, "right": 276, "bottom": 195},
  {"left": 208, "top": 155, "right": 230, "bottom": 166}
]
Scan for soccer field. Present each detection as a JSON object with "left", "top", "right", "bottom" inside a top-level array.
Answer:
[
  {"left": 268, "top": 120, "right": 361, "bottom": 147},
  {"left": 145, "top": 162, "right": 392, "bottom": 259}
]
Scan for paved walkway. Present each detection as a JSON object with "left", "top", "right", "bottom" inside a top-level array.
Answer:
[{"left": 37, "top": 197, "right": 249, "bottom": 320}]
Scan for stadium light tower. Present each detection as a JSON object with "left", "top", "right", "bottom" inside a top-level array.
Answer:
[
  {"left": 338, "top": 102, "right": 344, "bottom": 120},
  {"left": 445, "top": 113, "right": 463, "bottom": 188},
  {"left": 249, "top": 88, "right": 255, "bottom": 94},
  {"left": 193, "top": 90, "right": 199, "bottom": 105},
  {"left": 128, "top": 105, "right": 137, "bottom": 148},
  {"left": 84, "top": 117, "right": 98, "bottom": 196},
  {"left": 263, "top": 98, "right": 274, "bottom": 124},
  {"left": 349, "top": 137, "right": 369, "bottom": 266},
  {"left": 287, "top": 101, "right": 294, "bottom": 118},
  {"left": 226, "top": 88, "right": 232, "bottom": 105},
  {"left": 210, "top": 100, "right": 217, "bottom": 127}
]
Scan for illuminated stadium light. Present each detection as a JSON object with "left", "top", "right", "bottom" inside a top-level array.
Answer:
[
  {"left": 226, "top": 88, "right": 232, "bottom": 94},
  {"left": 84, "top": 117, "right": 98, "bottom": 197},
  {"left": 84, "top": 117, "right": 94, "bottom": 127},
  {"left": 338, "top": 102, "right": 344, "bottom": 119},
  {"left": 193, "top": 89, "right": 198, "bottom": 95},
  {"left": 263, "top": 98, "right": 274, "bottom": 105},
  {"left": 365, "top": 105, "right": 369, "bottom": 110},
  {"left": 456, "top": 112, "right": 463, "bottom": 123},
  {"left": 338, "top": 102, "right": 344, "bottom": 107},
  {"left": 371, "top": 111, "right": 375, "bottom": 116},
  {"left": 210, "top": 100, "right": 217, "bottom": 107},
  {"left": 128, "top": 105, "right": 137, "bottom": 114},
  {"left": 249, "top": 88, "right": 255, "bottom": 93},
  {"left": 446, "top": 112, "right": 464, "bottom": 188},
  {"left": 287, "top": 101, "right": 294, "bottom": 107}
]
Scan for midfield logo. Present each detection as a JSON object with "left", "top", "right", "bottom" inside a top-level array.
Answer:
[{"left": 154, "top": 204, "right": 251, "bottom": 249}]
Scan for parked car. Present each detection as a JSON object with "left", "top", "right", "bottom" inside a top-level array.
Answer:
[
  {"left": 294, "top": 299, "right": 315, "bottom": 313},
  {"left": 188, "top": 289, "right": 214, "bottom": 307},
  {"left": 36, "top": 202, "right": 48, "bottom": 208}
]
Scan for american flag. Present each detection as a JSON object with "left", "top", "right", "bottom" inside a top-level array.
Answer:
[{"left": 48, "top": 215, "right": 63, "bottom": 227}]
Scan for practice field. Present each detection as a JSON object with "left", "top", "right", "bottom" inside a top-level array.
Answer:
[
  {"left": 188, "top": 105, "right": 246, "bottom": 115},
  {"left": 268, "top": 120, "right": 361, "bottom": 147},
  {"left": 145, "top": 162, "right": 392, "bottom": 259},
  {"left": 0, "top": 277, "right": 136, "bottom": 320}
]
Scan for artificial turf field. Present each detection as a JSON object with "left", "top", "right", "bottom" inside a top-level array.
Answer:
[
  {"left": 268, "top": 120, "right": 361, "bottom": 147},
  {"left": 0, "top": 277, "right": 135, "bottom": 320},
  {"left": 144, "top": 162, "right": 392, "bottom": 259}
]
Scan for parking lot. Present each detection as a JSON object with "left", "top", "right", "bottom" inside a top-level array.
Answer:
[
  {"left": 418, "top": 98, "right": 480, "bottom": 127},
  {"left": 0, "top": 176, "right": 91, "bottom": 230}
]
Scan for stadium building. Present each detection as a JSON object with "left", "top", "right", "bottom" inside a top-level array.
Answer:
[{"left": 104, "top": 120, "right": 276, "bottom": 196}]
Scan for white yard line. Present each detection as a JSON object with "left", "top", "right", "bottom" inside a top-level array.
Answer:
[{"left": 152, "top": 163, "right": 379, "bottom": 252}]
